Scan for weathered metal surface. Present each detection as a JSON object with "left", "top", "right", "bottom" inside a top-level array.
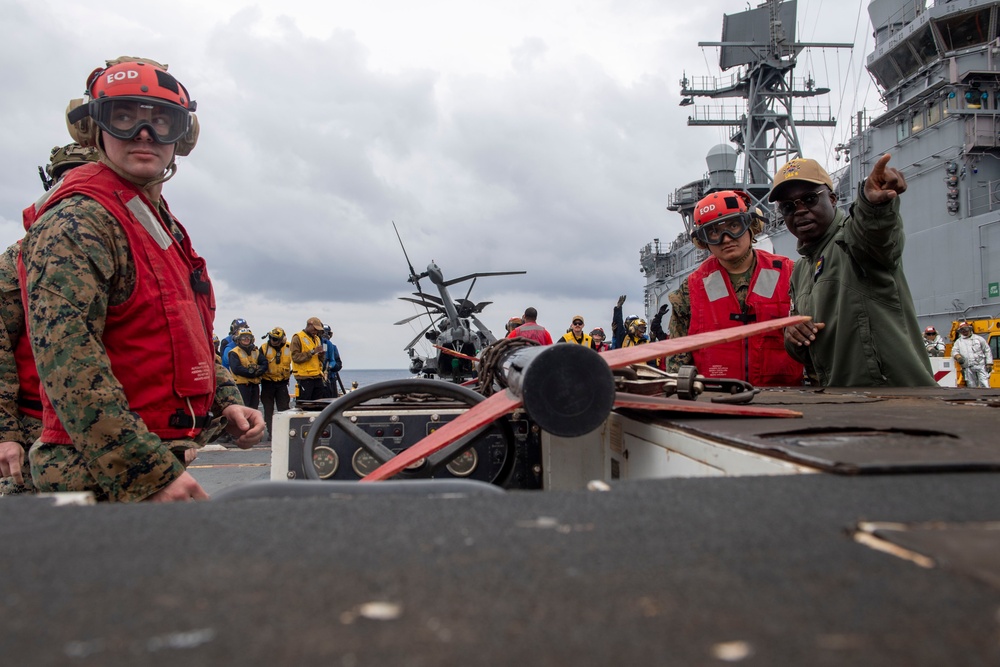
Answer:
[{"left": 648, "top": 387, "right": 1000, "bottom": 473}]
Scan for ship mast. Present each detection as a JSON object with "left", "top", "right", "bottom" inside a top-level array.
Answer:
[{"left": 680, "top": 0, "right": 852, "bottom": 203}]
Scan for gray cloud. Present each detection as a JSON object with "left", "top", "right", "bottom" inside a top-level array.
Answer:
[{"left": 0, "top": 0, "right": 872, "bottom": 367}]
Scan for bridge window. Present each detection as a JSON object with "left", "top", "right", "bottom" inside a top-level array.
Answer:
[
  {"left": 927, "top": 101, "right": 942, "bottom": 126},
  {"left": 897, "top": 119, "right": 910, "bottom": 142},
  {"left": 911, "top": 25, "right": 939, "bottom": 65},
  {"left": 937, "top": 9, "right": 992, "bottom": 52}
]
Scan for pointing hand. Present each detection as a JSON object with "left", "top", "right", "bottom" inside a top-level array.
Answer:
[{"left": 864, "top": 153, "right": 907, "bottom": 205}]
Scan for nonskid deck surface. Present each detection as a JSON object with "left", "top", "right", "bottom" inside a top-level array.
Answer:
[
  {"left": 1, "top": 473, "right": 998, "bottom": 665},
  {"left": 625, "top": 386, "right": 1000, "bottom": 474}
]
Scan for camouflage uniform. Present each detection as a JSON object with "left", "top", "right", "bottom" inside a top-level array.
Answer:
[
  {"left": 21, "top": 195, "right": 242, "bottom": 502},
  {"left": 666, "top": 265, "right": 755, "bottom": 372},
  {"left": 0, "top": 244, "right": 41, "bottom": 495}
]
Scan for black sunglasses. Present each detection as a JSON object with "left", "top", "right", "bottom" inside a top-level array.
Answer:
[
  {"left": 776, "top": 189, "right": 828, "bottom": 217},
  {"left": 572, "top": 320, "right": 583, "bottom": 326}
]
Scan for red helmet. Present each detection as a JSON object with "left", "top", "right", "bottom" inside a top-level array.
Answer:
[
  {"left": 692, "top": 190, "right": 755, "bottom": 247},
  {"left": 87, "top": 60, "right": 195, "bottom": 110},
  {"left": 67, "top": 58, "right": 198, "bottom": 154},
  {"left": 694, "top": 190, "right": 752, "bottom": 227},
  {"left": 924, "top": 326, "right": 937, "bottom": 335}
]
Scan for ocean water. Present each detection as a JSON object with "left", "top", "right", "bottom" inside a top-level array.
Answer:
[
  {"left": 337, "top": 368, "right": 413, "bottom": 389},
  {"left": 286, "top": 369, "right": 412, "bottom": 394}
]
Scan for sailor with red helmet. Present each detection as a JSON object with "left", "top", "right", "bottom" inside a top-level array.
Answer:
[
  {"left": 590, "top": 327, "right": 610, "bottom": 352},
  {"left": 19, "top": 57, "right": 264, "bottom": 502},
  {"left": 666, "top": 190, "right": 804, "bottom": 386}
]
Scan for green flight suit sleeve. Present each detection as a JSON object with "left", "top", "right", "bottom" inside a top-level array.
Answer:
[{"left": 843, "top": 193, "right": 904, "bottom": 271}]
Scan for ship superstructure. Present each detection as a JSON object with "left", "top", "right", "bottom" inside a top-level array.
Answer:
[
  {"left": 642, "top": 0, "right": 850, "bottom": 316},
  {"left": 842, "top": 0, "right": 1000, "bottom": 333}
]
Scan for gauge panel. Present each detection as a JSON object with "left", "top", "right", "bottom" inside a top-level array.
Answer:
[{"left": 293, "top": 409, "right": 518, "bottom": 484}]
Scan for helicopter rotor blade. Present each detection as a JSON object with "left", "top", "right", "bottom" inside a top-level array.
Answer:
[
  {"left": 440, "top": 270, "right": 526, "bottom": 287},
  {"left": 398, "top": 296, "right": 445, "bottom": 308},
  {"left": 403, "top": 319, "right": 440, "bottom": 350},
  {"left": 394, "top": 312, "right": 431, "bottom": 326},
  {"left": 393, "top": 221, "right": 437, "bottom": 326},
  {"left": 414, "top": 292, "right": 443, "bottom": 304}
]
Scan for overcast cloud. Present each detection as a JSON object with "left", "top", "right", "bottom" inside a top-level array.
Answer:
[{"left": 0, "top": 0, "right": 875, "bottom": 368}]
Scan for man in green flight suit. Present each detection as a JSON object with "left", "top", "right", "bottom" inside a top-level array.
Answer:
[{"left": 774, "top": 154, "right": 936, "bottom": 387}]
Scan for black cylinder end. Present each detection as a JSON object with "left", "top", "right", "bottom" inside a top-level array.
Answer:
[{"left": 520, "top": 344, "right": 615, "bottom": 437}]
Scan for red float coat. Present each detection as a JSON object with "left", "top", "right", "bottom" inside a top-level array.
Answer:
[
  {"left": 6, "top": 236, "right": 42, "bottom": 420},
  {"left": 12, "top": 326, "right": 41, "bottom": 420},
  {"left": 687, "top": 249, "right": 803, "bottom": 386},
  {"left": 507, "top": 323, "right": 553, "bottom": 345},
  {"left": 20, "top": 163, "right": 217, "bottom": 443}
]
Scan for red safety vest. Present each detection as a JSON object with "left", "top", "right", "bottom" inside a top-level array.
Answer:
[
  {"left": 20, "top": 162, "right": 217, "bottom": 443},
  {"left": 687, "top": 249, "right": 803, "bottom": 386}
]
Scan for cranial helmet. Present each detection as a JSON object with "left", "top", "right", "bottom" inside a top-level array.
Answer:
[
  {"left": 66, "top": 57, "right": 199, "bottom": 157},
  {"left": 41, "top": 143, "right": 100, "bottom": 189},
  {"left": 269, "top": 327, "right": 286, "bottom": 341},
  {"left": 236, "top": 327, "right": 254, "bottom": 342},
  {"left": 230, "top": 318, "right": 248, "bottom": 335},
  {"left": 628, "top": 318, "right": 647, "bottom": 335},
  {"left": 924, "top": 326, "right": 937, "bottom": 335},
  {"left": 691, "top": 190, "right": 763, "bottom": 249}
]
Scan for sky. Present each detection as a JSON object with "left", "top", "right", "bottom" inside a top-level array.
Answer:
[{"left": 0, "top": 0, "right": 877, "bottom": 368}]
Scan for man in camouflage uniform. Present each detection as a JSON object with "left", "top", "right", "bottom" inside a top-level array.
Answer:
[
  {"left": 0, "top": 144, "right": 100, "bottom": 495},
  {"left": 20, "top": 57, "right": 264, "bottom": 502},
  {"left": 0, "top": 243, "right": 40, "bottom": 496}
]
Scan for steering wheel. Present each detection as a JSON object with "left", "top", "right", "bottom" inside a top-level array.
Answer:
[{"left": 301, "top": 379, "right": 516, "bottom": 484}]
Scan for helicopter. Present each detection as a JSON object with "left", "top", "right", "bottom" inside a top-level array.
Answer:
[{"left": 393, "top": 223, "right": 525, "bottom": 382}]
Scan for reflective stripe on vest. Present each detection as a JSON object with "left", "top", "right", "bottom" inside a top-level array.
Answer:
[
  {"left": 292, "top": 331, "right": 323, "bottom": 377},
  {"left": 231, "top": 346, "right": 262, "bottom": 385},
  {"left": 262, "top": 343, "right": 292, "bottom": 382}
]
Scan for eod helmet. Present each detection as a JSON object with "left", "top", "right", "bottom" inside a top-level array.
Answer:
[
  {"left": 691, "top": 190, "right": 763, "bottom": 249},
  {"left": 66, "top": 57, "right": 199, "bottom": 156}
]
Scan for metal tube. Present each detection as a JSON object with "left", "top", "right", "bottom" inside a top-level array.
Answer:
[{"left": 500, "top": 344, "right": 616, "bottom": 438}]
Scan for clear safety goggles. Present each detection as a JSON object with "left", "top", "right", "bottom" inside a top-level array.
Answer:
[
  {"left": 91, "top": 97, "right": 191, "bottom": 144},
  {"left": 692, "top": 214, "right": 751, "bottom": 245}
]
